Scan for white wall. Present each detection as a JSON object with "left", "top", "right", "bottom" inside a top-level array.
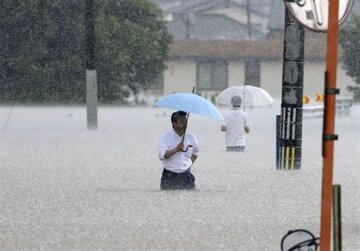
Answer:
[
  {"left": 163, "top": 61, "right": 197, "bottom": 95},
  {"left": 260, "top": 62, "right": 283, "bottom": 98},
  {"left": 247, "top": 61, "right": 354, "bottom": 99},
  {"left": 228, "top": 62, "right": 245, "bottom": 86},
  {"left": 163, "top": 60, "right": 355, "bottom": 100}
]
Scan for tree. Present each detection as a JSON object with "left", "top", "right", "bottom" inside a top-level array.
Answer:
[
  {"left": 339, "top": 14, "right": 360, "bottom": 100},
  {"left": 0, "top": 0, "right": 87, "bottom": 103},
  {"left": 96, "top": 0, "right": 172, "bottom": 103},
  {"left": 0, "top": 0, "right": 172, "bottom": 104}
]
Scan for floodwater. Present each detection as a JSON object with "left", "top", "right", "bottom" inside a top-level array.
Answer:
[{"left": 0, "top": 100, "right": 359, "bottom": 250}]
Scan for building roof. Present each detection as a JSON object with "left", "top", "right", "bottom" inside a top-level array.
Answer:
[{"left": 169, "top": 32, "right": 329, "bottom": 61}]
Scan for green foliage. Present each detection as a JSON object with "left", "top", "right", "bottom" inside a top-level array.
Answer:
[
  {"left": 0, "top": 0, "right": 86, "bottom": 104},
  {"left": 96, "top": 0, "right": 172, "bottom": 103},
  {"left": 0, "top": 0, "right": 172, "bottom": 104},
  {"left": 340, "top": 14, "right": 360, "bottom": 100}
]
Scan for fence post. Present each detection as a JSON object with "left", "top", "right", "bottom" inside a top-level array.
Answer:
[
  {"left": 276, "top": 115, "right": 281, "bottom": 169},
  {"left": 333, "top": 184, "right": 342, "bottom": 251}
]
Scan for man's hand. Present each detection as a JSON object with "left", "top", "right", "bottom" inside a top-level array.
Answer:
[
  {"left": 191, "top": 154, "right": 197, "bottom": 164},
  {"left": 175, "top": 142, "right": 184, "bottom": 152},
  {"left": 164, "top": 142, "right": 184, "bottom": 159}
]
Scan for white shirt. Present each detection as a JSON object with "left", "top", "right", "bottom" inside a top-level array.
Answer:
[
  {"left": 159, "top": 130, "right": 199, "bottom": 173},
  {"left": 223, "top": 108, "right": 250, "bottom": 147}
]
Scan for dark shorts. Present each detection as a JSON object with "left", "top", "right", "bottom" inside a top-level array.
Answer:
[
  {"left": 226, "top": 146, "right": 245, "bottom": 152},
  {"left": 160, "top": 168, "right": 195, "bottom": 190}
]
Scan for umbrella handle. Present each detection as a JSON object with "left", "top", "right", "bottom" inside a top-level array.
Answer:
[
  {"left": 181, "top": 86, "right": 195, "bottom": 149},
  {"left": 181, "top": 112, "right": 191, "bottom": 152},
  {"left": 181, "top": 112, "right": 190, "bottom": 143}
]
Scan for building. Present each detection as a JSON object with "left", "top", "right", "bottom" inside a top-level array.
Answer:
[{"left": 151, "top": 0, "right": 359, "bottom": 99}]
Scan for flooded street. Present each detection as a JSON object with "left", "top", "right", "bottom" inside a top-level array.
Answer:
[{"left": 0, "top": 101, "right": 359, "bottom": 250}]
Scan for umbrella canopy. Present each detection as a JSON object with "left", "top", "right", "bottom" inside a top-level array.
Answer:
[
  {"left": 215, "top": 85, "right": 273, "bottom": 107},
  {"left": 154, "top": 93, "right": 223, "bottom": 120}
]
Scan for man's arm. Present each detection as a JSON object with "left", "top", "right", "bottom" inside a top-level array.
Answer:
[
  {"left": 164, "top": 142, "right": 184, "bottom": 159},
  {"left": 191, "top": 135, "right": 199, "bottom": 164},
  {"left": 244, "top": 113, "right": 250, "bottom": 133}
]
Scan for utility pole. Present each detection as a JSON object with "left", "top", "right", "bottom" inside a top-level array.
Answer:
[
  {"left": 281, "top": 0, "right": 353, "bottom": 249},
  {"left": 85, "top": 0, "right": 97, "bottom": 129},
  {"left": 278, "top": 8, "right": 305, "bottom": 170},
  {"left": 246, "top": 0, "right": 251, "bottom": 39},
  {"left": 320, "top": 0, "right": 340, "bottom": 249}
]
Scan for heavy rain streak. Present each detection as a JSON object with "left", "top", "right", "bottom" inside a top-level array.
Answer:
[{"left": 0, "top": 0, "right": 359, "bottom": 250}]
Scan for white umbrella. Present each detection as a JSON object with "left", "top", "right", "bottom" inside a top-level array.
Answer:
[{"left": 215, "top": 85, "right": 273, "bottom": 107}]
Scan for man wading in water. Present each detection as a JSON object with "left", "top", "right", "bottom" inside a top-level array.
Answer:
[{"left": 158, "top": 111, "right": 199, "bottom": 190}]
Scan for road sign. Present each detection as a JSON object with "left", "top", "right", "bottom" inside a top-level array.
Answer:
[
  {"left": 283, "top": 0, "right": 354, "bottom": 32},
  {"left": 315, "top": 93, "right": 324, "bottom": 102},
  {"left": 303, "top": 95, "right": 310, "bottom": 104}
]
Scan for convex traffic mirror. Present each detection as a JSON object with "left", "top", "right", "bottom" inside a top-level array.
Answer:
[{"left": 283, "top": 0, "right": 354, "bottom": 32}]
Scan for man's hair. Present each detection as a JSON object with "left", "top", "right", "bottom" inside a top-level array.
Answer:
[
  {"left": 171, "top": 110, "right": 187, "bottom": 123},
  {"left": 231, "top": 95, "right": 242, "bottom": 107}
]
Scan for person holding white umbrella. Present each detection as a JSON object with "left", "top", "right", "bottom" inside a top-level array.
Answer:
[{"left": 221, "top": 96, "right": 250, "bottom": 152}]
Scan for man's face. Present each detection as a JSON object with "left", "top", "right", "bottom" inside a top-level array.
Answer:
[{"left": 172, "top": 116, "right": 187, "bottom": 135}]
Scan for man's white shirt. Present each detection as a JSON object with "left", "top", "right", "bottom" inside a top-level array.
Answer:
[
  {"left": 159, "top": 130, "right": 199, "bottom": 173},
  {"left": 223, "top": 108, "right": 250, "bottom": 147}
]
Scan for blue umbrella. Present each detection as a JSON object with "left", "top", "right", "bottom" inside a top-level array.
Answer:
[{"left": 154, "top": 92, "right": 224, "bottom": 120}]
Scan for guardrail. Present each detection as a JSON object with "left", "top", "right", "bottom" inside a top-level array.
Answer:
[
  {"left": 303, "top": 105, "right": 324, "bottom": 118},
  {"left": 303, "top": 96, "right": 353, "bottom": 118}
]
